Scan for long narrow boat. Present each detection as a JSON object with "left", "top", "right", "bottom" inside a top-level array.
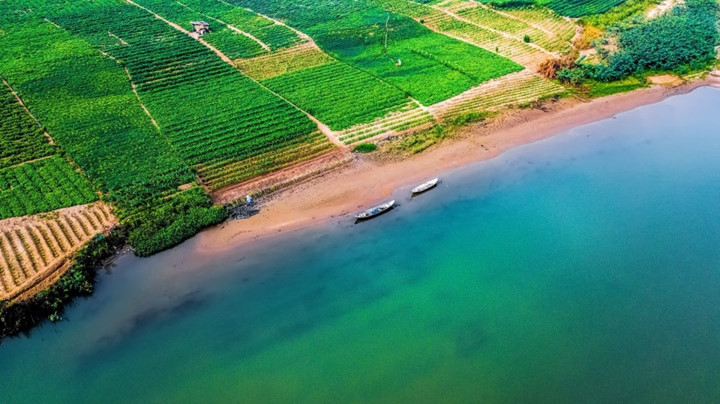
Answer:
[
  {"left": 355, "top": 200, "right": 395, "bottom": 221},
  {"left": 411, "top": 178, "right": 439, "bottom": 195}
]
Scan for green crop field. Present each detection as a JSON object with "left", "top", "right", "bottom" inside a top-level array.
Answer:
[
  {"left": 475, "top": 0, "right": 631, "bottom": 17},
  {"left": 224, "top": 0, "right": 524, "bottom": 104},
  {"left": 5, "top": 0, "right": 649, "bottom": 261},
  {"left": 0, "top": 81, "right": 97, "bottom": 220},
  {"left": 0, "top": 0, "right": 567, "bottom": 256}
]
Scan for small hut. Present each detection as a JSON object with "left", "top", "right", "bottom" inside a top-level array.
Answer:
[{"left": 190, "top": 21, "right": 210, "bottom": 36}]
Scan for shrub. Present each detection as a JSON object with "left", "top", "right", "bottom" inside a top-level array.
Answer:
[{"left": 354, "top": 143, "right": 378, "bottom": 153}]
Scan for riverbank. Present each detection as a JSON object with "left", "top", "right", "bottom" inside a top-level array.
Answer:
[{"left": 197, "top": 79, "right": 715, "bottom": 253}]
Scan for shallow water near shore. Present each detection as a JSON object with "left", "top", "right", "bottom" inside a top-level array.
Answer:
[{"left": 2, "top": 87, "right": 720, "bottom": 403}]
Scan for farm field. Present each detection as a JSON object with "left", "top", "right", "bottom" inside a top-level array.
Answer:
[
  {"left": 373, "top": 0, "right": 577, "bottom": 68},
  {"left": 225, "top": 0, "right": 525, "bottom": 104},
  {"left": 0, "top": 82, "right": 97, "bottom": 220},
  {"left": 476, "top": 0, "right": 631, "bottom": 17},
  {"left": 0, "top": 203, "right": 116, "bottom": 301},
  {"left": 128, "top": 0, "right": 416, "bottom": 131},
  {"left": 429, "top": 70, "right": 568, "bottom": 118},
  {"left": 0, "top": 0, "right": 578, "bottom": 273}
]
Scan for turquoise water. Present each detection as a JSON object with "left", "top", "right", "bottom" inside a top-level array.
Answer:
[{"left": 2, "top": 87, "right": 720, "bottom": 403}]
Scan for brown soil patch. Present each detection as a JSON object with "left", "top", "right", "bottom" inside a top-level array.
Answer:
[
  {"left": 0, "top": 203, "right": 117, "bottom": 302},
  {"left": 647, "top": 74, "right": 685, "bottom": 87}
]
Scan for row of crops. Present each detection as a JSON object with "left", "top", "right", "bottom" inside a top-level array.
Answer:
[
  {"left": 128, "top": 0, "right": 416, "bottom": 132},
  {"left": 473, "top": 0, "right": 630, "bottom": 17},
  {"left": 448, "top": 2, "right": 573, "bottom": 52},
  {"left": 0, "top": 12, "right": 193, "bottom": 194},
  {"left": 131, "top": 0, "right": 265, "bottom": 59},
  {"left": 0, "top": 157, "right": 98, "bottom": 220},
  {"left": 29, "top": 0, "right": 332, "bottom": 183},
  {"left": 0, "top": 80, "right": 98, "bottom": 219},
  {"left": 429, "top": 70, "right": 567, "bottom": 118},
  {"left": 196, "top": 131, "right": 335, "bottom": 190},
  {"left": 0, "top": 204, "right": 115, "bottom": 301},
  {"left": 225, "top": 0, "right": 524, "bottom": 105},
  {"left": 235, "top": 43, "right": 332, "bottom": 80},
  {"left": 544, "top": 0, "right": 630, "bottom": 17},
  {"left": 0, "top": 0, "right": 351, "bottom": 256},
  {"left": 0, "top": 87, "right": 54, "bottom": 170},
  {"left": 337, "top": 102, "right": 436, "bottom": 145},
  {"left": 262, "top": 61, "right": 410, "bottom": 130},
  {"left": 174, "top": 0, "right": 304, "bottom": 51},
  {"left": 377, "top": 0, "right": 577, "bottom": 68}
]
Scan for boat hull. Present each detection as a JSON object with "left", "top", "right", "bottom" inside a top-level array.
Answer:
[
  {"left": 355, "top": 200, "right": 395, "bottom": 221},
  {"left": 411, "top": 178, "right": 439, "bottom": 195}
]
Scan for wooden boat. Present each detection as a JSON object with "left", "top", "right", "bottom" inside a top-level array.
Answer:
[
  {"left": 355, "top": 200, "right": 395, "bottom": 220},
  {"left": 411, "top": 178, "right": 439, "bottom": 195}
]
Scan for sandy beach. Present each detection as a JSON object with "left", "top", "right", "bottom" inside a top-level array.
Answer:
[{"left": 195, "top": 80, "right": 714, "bottom": 254}]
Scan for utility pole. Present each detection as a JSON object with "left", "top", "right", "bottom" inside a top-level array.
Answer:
[{"left": 384, "top": 12, "right": 390, "bottom": 54}]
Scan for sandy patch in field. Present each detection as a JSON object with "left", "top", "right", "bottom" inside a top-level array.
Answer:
[{"left": 647, "top": 74, "right": 685, "bottom": 87}]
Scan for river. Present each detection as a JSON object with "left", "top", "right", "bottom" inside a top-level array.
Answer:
[{"left": 2, "top": 87, "right": 720, "bottom": 403}]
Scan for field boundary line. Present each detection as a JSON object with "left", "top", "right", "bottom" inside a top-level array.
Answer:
[
  {"left": 2, "top": 79, "right": 56, "bottom": 145},
  {"left": 231, "top": 3, "right": 423, "bottom": 111},
  {"left": 124, "top": 0, "right": 344, "bottom": 147},
  {"left": 431, "top": 5, "right": 555, "bottom": 57}
]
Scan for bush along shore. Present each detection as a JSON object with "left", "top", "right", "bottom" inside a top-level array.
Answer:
[
  {"left": 558, "top": 0, "right": 720, "bottom": 85},
  {"left": 0, "top": 228, "right": 127, "bottom": 342}
]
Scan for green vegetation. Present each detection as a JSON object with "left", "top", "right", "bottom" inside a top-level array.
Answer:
[
  {"left": 128, "top": 0, "right": 415, "bottom": 131},
  {"left": 586, "top": 77, "right": 647, "bottom": 97},
  {"left": 391, "top": 111, "right": 494, "bottom": 154},
  {"left": 263, "top": 62, "right": 408, "bottom": 130},
  {"left": 0, "top": 229, "right": 127, "bottom": 340},
  {"left": 354, "top": 143, "right": 378, "bottom": 153},
  {"left": 125, "top": 188, "right": 227, "bottom": 257},
  {"left": 0, "top": 88, "right": 53, "bottom": 169},
  {"left": 133, "top": 0, "right": 266, "bottom": 59},
  {"left": 0, "top": 157, "right": 97, "bottom": 219},
  {"left": 0, "top": 0, "right": 335, "bottom": 255},
  {"left": 559, "top": 0, "right": 719, "bottom": 83},
  {"left": 581, "top": 0, "right": 663, "bottom": 28},
  {"left": 480, "top": 0, "right": 633, "bottom": 17},
  {"left": 0, "top": 81, "right": 97, "bottom": 219},
  {"left": 544, "top": 0, "right": 631, "bottom": 17},
  {"left": 451, "top": 111, "right": 493, "bottom": 126},
  {"left": 226, "top": 0, "right": 523, "bottom": 104},
  {"left": 392, "top": 124, "right": 449, "bottom": 154}
]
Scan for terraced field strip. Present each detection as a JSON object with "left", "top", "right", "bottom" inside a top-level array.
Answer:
[
  {"left": 196, "top": 131, "right": 336, "bottom": 191},
  {"left": 444, "top": 1, "right": 573, "bottom": 53},
  {"left": 0, "top": 80, "right": 99, "bottom": 220},
  {"left": 0, "top": 203, "right": 116, "bottom": 301},
  {"left": 234, "top": 42, "right": 332, "bottom": 80},
  {"left": 337, "top": 101, "right": 437, "bottom": 145},
  {"left": 429, "top": 70, "right": 568, "bottom": 118},
  {"left": 125, "top": 0, "right": 344, "bottom": 146},
  {"left": 500, "top": 6, "right": 577, "bottom": 43},
  {"left": 373, "top": 0, "right": 552, "bottom": 68}
]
